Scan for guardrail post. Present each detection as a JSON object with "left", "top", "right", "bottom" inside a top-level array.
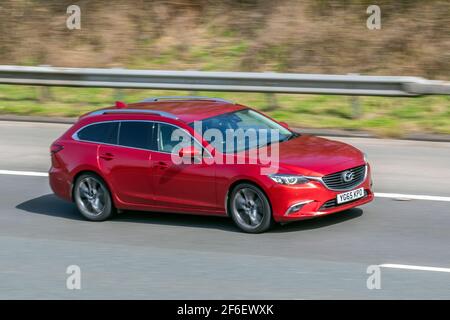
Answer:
[
  {"left": 36, "top": 86, "right": 52, "bottom": 102},
  {"left": 36, "top": 65, "right": 53, "bottom": 102},
  {"left": 112, "top": 67, "right": 125, "bottom": 102},
  {"left": 263, "top": 93, "right": 278, "bottom": 111},
  {"left": 350, "top": 96, "right": 362, "bottom": 119},
  {"left": 347, "top": 73, "right": 362, "bottom": 119},
  {"left": 114, "top": 88, "right": 124, "bottom": 102}
]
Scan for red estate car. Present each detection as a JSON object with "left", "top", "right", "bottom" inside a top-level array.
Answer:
[{"left": 49, "top": 96, "right": 373, "bottom": 233}]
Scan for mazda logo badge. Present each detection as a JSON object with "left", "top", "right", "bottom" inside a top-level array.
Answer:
[{"left": 342, "top": 170, "right": 354, "bottom": 182}]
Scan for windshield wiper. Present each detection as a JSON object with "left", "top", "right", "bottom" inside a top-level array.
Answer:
[{"left": 257, "top": 132, "right": 300, "bottom": 149}]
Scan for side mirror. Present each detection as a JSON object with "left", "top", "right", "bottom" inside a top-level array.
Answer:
[
  {"left": 279, "top": 121, "right": 289, "bottom": 129},
  {"left": 178, "top": 146, "right": 201, "bottom": 159}
]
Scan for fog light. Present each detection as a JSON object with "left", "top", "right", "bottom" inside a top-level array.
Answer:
[
  {"left": 285, "top": 200, "right": 313, "bottom": 215},
  {"left": 290, "top": 204, "right": 304, "bottom": 213}
]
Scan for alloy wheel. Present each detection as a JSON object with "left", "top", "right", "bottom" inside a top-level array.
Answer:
[
  {"left": 232, "top": 187, "right": 265, "bottom": 229},
  {"left": 75, "top": 176, "right": 108, "bottom": 218}
]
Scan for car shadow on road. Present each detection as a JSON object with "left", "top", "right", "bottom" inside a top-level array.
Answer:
[
  {"left": 16, "top": 194, "right": 85, "bottom": 221},
  {"left": 16, "top": 194, "right": 363, "bottom": 233},
  {"left": 15, "top": 194, "right": 238, "bottom": 232},
  {"left": 270, "top": 208, "right": 363, "bottom": 233}
]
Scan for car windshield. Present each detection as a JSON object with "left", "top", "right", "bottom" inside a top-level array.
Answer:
[{"left": 189, "top": 109, "right": 296, "bottom": 153}]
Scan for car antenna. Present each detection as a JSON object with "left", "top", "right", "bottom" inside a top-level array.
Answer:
[{"left": 115, "top": 101, "right": 127, "bottom": 109}]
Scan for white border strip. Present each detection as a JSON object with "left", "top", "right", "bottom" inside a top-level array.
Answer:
[
  {"left": 380, "top": 264, "right": 450, "bottom": 273},
  {"left": 375, "top": 192, "right": 450, "bottom": 202},
  {"left": 0, "top": 170, "right": 48, "bottom": 177}
]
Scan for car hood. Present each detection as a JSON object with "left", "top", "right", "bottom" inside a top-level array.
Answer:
[{"left": 259, "top": 135, "right": 365, "bottom": 176}]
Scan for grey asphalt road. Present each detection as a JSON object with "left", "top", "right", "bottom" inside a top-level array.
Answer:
[{"left": 0, "top": 120, "right": 449, "bottom": 299}]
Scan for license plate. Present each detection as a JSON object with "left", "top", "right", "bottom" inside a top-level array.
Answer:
[{"left": 336, "top": 187, "right": 365, "bottom": 204}]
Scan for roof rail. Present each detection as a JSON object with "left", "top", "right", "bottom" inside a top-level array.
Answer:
[
  {"left": 88, "top": 109, "right": 179, "bottom": 119},
  {"left": 140, "top": 96, "right": 234, "bottom": 104}
]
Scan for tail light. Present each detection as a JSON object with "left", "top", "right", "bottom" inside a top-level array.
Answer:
[{"left": 50, "top": 143, "right": 64, "bottom": 154}]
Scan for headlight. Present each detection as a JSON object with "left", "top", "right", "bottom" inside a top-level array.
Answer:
[
  {"left": 363, "top": 152, "right": 368, "bottom": 163},
  {"left": 268, "top": 174, "right": 309, "bottom": 185}
]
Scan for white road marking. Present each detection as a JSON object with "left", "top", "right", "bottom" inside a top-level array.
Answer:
[
  {"left": 375, "top": 192, "right": 450, "bottom": 202},
  {"left": 380, "top": 264, "right": 450, "bottom": 273},
  {"left": 0, "top": 169, "right": 450, "bottom": 203},
  {"left": 0, "top": 170, "right": 48, "bottom": 177}
]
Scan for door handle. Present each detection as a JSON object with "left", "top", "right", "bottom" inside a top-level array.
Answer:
[
  {"left": 100, "top": 152, "right": 114, "bottom": 161},
  {"left": 157, "top": 161, "right": 169, "bottom": 169}
]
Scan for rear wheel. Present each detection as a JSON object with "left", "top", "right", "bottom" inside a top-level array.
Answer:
[
  {"left": 74, "top": 173, "right": 115, "bottom": 221},
  {"left": 228, "top": 183, "right": 273, "bottom": 233}
]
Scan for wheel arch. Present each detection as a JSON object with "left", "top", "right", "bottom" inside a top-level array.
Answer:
[
  {"left": 225, "top": 179, "right": 272, "bottom": 217},
  {"left": 71, "top": 169, "right": 113, "bottom": 203}
]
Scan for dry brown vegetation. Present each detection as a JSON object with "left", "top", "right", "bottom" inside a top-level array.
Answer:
[{"left": 0, "top": 0, "right": 449, "bottom": 79}]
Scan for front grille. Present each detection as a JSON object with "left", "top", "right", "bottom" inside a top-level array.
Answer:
[
  {"left": 320, "top": 190, "right": 368, "bottom": 210},
  {"left": 322, "top": 165, "right": 366, "bottom": 190}
]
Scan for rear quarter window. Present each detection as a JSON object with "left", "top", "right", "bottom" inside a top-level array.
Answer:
[{"left": 76, "top": 122, "right": 119, "bottom": 144}]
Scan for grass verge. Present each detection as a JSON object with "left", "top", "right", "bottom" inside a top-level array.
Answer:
[{"left": 0, "top": 85, "right": 449, "bottom": 137}]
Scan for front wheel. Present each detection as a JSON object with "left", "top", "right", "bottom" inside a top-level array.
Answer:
[
  {"left": 73, "top": 173, "right": 115, "bottom": 221},
  {"left": 228, "top": 183, "right": 273, "bottom": 233}
]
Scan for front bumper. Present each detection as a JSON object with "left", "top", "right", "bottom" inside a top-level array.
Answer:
[{"left": 268, "top": 165, "right": 374, "bottom": 222}]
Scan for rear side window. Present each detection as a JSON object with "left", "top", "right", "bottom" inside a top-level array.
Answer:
[
  {"left": 118, "top": 121, "right": 156, "bottom": 150},
  {"left": 76, "top": 122, "right": 118, "bottom": 144}
]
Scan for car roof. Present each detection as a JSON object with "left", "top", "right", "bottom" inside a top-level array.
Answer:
[{"left": 88, "top": 99, "right": 247, "bottom": 123}]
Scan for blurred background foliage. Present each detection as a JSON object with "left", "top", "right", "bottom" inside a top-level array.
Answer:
[
  {"left": 1, "top": 0, "right": 449, "bottom": 77},
  {"left": 0, "top": 0, "right": 449, "bottom": 136}
]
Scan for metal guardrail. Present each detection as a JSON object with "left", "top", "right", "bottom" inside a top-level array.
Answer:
[{"left": 0, "top": 65, "right": 449, "bottom": 97}]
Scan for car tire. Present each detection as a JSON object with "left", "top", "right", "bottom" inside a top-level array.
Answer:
[
  {"left": 228, "top": 183, "right": 273, "bottom": 233},
  {"left": 73, "top": 173, "right": 115, "bottom": 221}
]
